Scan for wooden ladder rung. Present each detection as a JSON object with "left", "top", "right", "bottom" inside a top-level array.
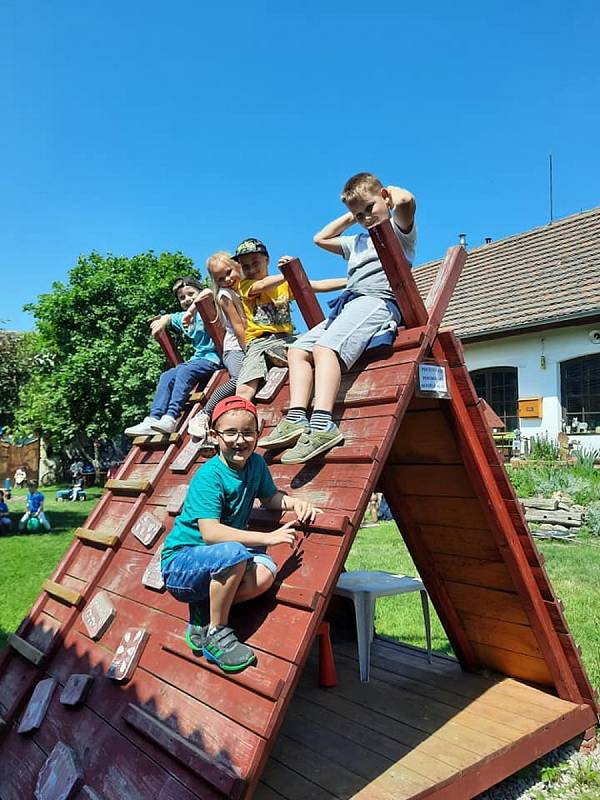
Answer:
[
  {"left": 8, "top": 634, "right": 45, "bottom": 665},
  {"left": 133, "top": 432, "right": 181, "bottom": 447},
  {"left": 189, "top": 391, "right": 205, "bottom": 403},
  {"left": 42, "top": 580, "right": 83, "bottom": 607},
  {"left": 249, "top": 509, "right": 350, "bottom": 535},
  {"left": 123, "top": 704, "right": 246, "bottom": 799},
  {"left": 273, "top": 583, "right": 320, "bottom": 611},
  {"left": 266, "top": 444, "right": 378, "bottom": 464},
  {"left": 75, "top": 528, "right": 120, "bottom": 548},
  {"left": 105, "top": 479, "right": 152, "bottom": 494}
]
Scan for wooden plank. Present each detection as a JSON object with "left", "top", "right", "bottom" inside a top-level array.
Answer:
[
  {"left": 461, "top": 612, "right": 542, "bottom": 658},
  {"left": 272, "top": 583, "right": 320, "bottom": 611},
  {"left": 432, "top": 553, "right": 515, "bottom": 592},
  {"left": 390, "top": 464, "right": 475, "bottom": 498},
  {"left": 123, "top": 703, "right": 245, "bottom": 800},
  {"left": 419, "top": 524, "right": 501, "bottom": 561},
  {"left": 131, "top": 511, "right": 164, "bottom": 546},
  {"left": 26, "top": 612, "right": 62, "bottom": 655},
  {"left": 391, "top": 409, "right": 463, "bottom": 464},
  {"left": 8, "top": 634, "right": 45, "bottom": 666},
  {"left": 401, "top": 495, "right": 488, "bottom": 530},
  {"left": 470, "top": 643, "right": 553, "bottom": 687},
  {"left": 105, "top": 479, "right": 152, "bottom": 494},
  {"left": 264, "top": 443, "right": 378, "bottom": 465},
  {"left": 75, "top": 528, "right": 119, "bottom": 548},
  {"left": 133, "top": 431, "right": 181, "bottom": 446},
  {"left": 81, "top": 590, "right": 116, "bottom": 640},
  {"left": 445, "top": 582, "right": 529, "bottom": 625},
  {"left": 17, "top": 678, "right": 57, "bottom": 734},
  {"left": 35, "top": 741, "right": 84, "bottom": 800},
  {"left": 42, "top": 580, "right": 83, "bottom": 607},
  {"left": 369, "top": 219, "right": 428, "bottom": 327}
]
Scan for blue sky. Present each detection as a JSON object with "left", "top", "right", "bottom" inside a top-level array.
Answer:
[{"left": 1, "top": 1, "right": 599, "bottom": 331}]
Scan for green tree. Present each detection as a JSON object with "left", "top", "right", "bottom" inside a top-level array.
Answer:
[
  {"left": 0, "top": 328, "right": 35, "bottom": 431},
  {"left": 14, "top": 251, "right": 200, "bottom": 453}
]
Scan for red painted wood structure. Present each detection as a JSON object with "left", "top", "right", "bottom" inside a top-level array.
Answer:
[{"left": 0, "top": 224, "right": 597, "bottom": 799}]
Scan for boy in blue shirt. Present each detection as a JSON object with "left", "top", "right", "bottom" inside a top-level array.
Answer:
[
  {"left": 161, "top": 396, "right": 318, "bottom": 673},
  {"left": 125, "top": 276, "right": 221, "bottom": 437},
  {"left": 19, "top": 481, "right": 51, "bottom": 531}
]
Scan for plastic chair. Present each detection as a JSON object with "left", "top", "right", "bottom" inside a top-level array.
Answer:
[{"left": 334, "top": 570, "right": 432, "bottom": 682}]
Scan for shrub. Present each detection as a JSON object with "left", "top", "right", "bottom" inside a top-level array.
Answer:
[{"left": 528, "top": 434, "right": 560, "bottom": 461}]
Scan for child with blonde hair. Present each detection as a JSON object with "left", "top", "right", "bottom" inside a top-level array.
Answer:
[{"left": 188, "top": 252, "right": 247, "bottom": 446}]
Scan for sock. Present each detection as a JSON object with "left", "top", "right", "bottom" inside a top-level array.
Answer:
[
  {"left": 286, "top": 407, "right": 308, "bottom": 425},
  {"left": 309, "top": 409, "right": 334, "bottom": 431}
]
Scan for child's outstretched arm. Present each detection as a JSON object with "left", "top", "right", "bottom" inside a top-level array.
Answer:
[
  {"left": 149, "top": 314, "right": 172, "bottom": 337},
  {"left": 313, "top": 211, "right": 355, "bottom": 254},
  {"left": 181, "top": 288, "right": 214, "bottom": 327},
  {"left": 263, "top": 491, "right": 320, "bottom": 524},
  {"left": 219, "top": 294, "right": 246, "bottom": 350},
  {"left": 385, "top": 186, "right": 416, "bottom": 233},
  {"left": 199, "top": 518, "right": 297, "bottom": 548},
  {"left": 246, "top": 274, "right": 287, "bottom": 297},
  {"left": 277, "top": 256, "right": 346, "bottom": 293}
]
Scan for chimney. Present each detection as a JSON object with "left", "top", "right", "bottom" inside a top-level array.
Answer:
[
  {"left": 485, "top": 237, "right": 492, "bottom": 244},
  {"left": 458, "top": 233, "right": 467, "bottom": 247}
]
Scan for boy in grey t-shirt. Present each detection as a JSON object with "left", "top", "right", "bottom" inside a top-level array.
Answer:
[{"left": 259, "top": 171, "right": 417, "bottom": 464}]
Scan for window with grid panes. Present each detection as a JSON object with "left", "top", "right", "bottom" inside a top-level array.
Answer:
[
  {"left": 470, "top": 367, "right": 519, "bottom": 431},
  {"left": 560, "top": 354, "right": 600, "bottom": 432}
]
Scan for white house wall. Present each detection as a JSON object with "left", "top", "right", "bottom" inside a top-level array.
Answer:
[{"left": 463, "top": 322, "right": 600, "bottom": 450}]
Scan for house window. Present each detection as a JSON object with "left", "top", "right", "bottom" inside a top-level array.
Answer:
[
  {"left": 470, "top": 367, "right": 519, "bottom": 431},
  {"left": 560, "top": 354, "right": 600, "bottom": 433}
]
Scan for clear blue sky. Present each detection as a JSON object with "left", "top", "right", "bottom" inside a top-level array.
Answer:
[{"left": 1, "top": 1, "right": 599, "bottom": 331}]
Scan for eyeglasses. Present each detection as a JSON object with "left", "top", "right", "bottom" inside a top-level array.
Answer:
[{"left": 215, "top": 428, "right": 258, "bottom": 442}]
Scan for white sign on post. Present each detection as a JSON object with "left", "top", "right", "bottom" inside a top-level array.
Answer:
[{"left": 418, "top": 363, "right": 450, "bottom": 397}]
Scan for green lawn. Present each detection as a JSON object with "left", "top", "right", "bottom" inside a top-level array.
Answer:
[
  {"left": 1, "top": 490, "right": 598, "bottom": 696},
  {"left": 0, "top": 485, "right": 103, "bottom": 649}
]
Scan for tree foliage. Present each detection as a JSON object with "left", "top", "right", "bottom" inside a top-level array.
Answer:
[
  {"left": 14, "top": 251, "right": 200, "bottom": 450},
  {"left": 0, "top": 329, "right": 35, "bottom": 431}
]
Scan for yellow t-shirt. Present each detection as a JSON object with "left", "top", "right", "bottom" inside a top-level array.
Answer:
[{"left": 239, "top": 279, "right": 294, "bottom": 343}]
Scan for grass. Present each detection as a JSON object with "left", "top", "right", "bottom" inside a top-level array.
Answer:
[{"left": 0, "top": 484, "right": 103, "bottom": 649}]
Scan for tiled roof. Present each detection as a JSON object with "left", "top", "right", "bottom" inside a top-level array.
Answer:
[{"left": 413, "top": 206, "right": 600, "bottom": 340}]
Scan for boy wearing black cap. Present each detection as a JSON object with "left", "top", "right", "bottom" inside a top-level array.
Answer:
[
  {"left": 232, "top": 238, "right": 346, "bottom": 400},
  {"left": 161, "top": 396, "right": 319, "bottom": 673}
]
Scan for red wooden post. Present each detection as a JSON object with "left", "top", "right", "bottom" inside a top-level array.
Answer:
[
  {"left": 369, "top": 220, "right": 428, "bottom": 328},
  {"left": 193, "top": 293, "right": 225, "bottom": 357},
  {"left": 279, "top": 258, "right": 325, "bottom": 330},
  {"left": 152, "top": 327, "right": 182, "bottom": 367},
  {"left": 424, "top": 245, "right": 467, "bottom": 332}
]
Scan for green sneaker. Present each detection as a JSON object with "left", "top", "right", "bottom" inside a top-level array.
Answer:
[
  {"left": 258, "top": 418, "right": 309, "bottom": 450},
  {"left": 203, "top": 626, "right": 257, "bottom": 673},
  {"left": 185, "top": 624, "right": 208, "bottom": 653},
  {"left": 281, "top": 425, "right": 344, "bottom": 464}
]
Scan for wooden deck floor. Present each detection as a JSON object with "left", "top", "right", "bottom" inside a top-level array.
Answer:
[{"left": 257, "top": 637, "right": 595, "bottom": 800}]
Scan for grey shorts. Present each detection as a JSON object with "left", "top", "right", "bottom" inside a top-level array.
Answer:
[
  {"left": 237, "top": 333, "right": 296, "bottom": 386},
  {"left": 223, "top": 349, "right": 244, "bottom": 379},
  {"left": 291, "top": 295, "right": 401, "bottom": 368}
]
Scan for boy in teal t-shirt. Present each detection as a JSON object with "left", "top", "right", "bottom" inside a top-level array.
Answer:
[{"left": 161, "top": 396, "right": 319, "bottom": 673}]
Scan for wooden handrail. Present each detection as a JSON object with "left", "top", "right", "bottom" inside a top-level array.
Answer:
[
  {"left": 152, "top": 327, "right": 182, "bottom": 367},
  {"left": 425, "top": 245, "right": 467, "bottom": 332}
]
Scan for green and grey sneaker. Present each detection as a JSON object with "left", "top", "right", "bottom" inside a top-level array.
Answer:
[
  {"left": 281, "top": 425, "right": 344, "bottom": 464},
  {"left": 185, "top": 623, "right": 208, "bottom": 653},
  {"left": 203, "top": 626, "right": 256, "bottom": 673},
  {"left": 258, "top": 418, "right": 309, "bottom": 450}
]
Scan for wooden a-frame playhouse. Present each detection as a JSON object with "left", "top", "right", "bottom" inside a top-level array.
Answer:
[{"left": 0, "top": 222, "right": 597, "bottom": 800}]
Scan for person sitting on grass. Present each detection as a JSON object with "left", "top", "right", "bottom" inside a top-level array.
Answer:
[
  {"left": 259, "top": 172, "right": 417, "bottom": 463},
  {"left": 161, "top": 396, "right": 319, "bottom": 673},
  {"left": 231, "top": 237, "right": 346, "bottom": 402},
  {"left": 19, "top": 481, "right": 51, "bottom": 532},
  {"left": 124, "top": 276, "right": 221, "bottom": 437},
  {"left": 0, "top": 490, "right": 11, "bottom": 534}
]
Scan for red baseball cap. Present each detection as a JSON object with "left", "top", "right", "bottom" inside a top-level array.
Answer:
[{"left": 211, "top": 396, "right": 258, "bottom": 426}]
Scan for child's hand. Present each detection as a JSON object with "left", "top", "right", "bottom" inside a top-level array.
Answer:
[
  {"left": 385, "top": 185, "right": 413, "bottom": 210},
  {"left": 181, "top": 308, "right": 196, "bottom": 328},
  {"left": 269, "top": 520, "right": 298, "bottom": 548},
  {"left": 291, "top": 498, "right": 321, "bottom": 524},
  {"left": 149, "top": 315, "right": 169, "bottom": 337},
  {"left": 277, "top": 255, "right": 296, "bottom": 268}
]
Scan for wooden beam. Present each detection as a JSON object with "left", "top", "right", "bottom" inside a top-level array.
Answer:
[
  {"left": 369, "top": 220, "right": 428, "bottom": 327},
  {"left": 133, "top": 432, "right": 181, "bottom": 447},
  {"left": 193, "top": 292, "right": 225, "bottom": 357},
  {"left": 42, "top": 580, "right": 83, "bottom": 607},
  {"left": 105, "top": 479, "right": 152, "bottom": 494},
  {"left": 425, "top": 245, "right": 467, "bottom": 333},
  {"left": 152, "top": 326, "right": 182, "bottom": 367},
  {"left": 280, "top": 258, "right": 325, "bottom": 330},
  {"left": 8, "top": 634, "right": 45, "bottom": 665},
  {"left": 75, "top": 528, "right": 119, "bottom": 548}
]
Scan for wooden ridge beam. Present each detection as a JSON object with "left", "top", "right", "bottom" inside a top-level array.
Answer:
[
  {"left": 42, "top": 580, "right": 83, "bottom": 607},
  {"left": 369, "top": 219, "right": 428, "bottom": 328},
  {"left": 424, "top": 245, "right": 467, "bottom": 335},
  {"left": 75, "top": 528, "right": 120, "bottom": 548},
  {"left": 280, "top": 258, "right": 325, "bottom": 330}
]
